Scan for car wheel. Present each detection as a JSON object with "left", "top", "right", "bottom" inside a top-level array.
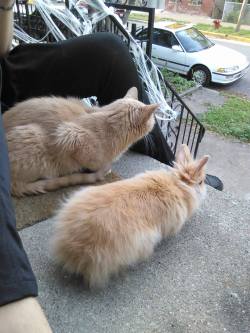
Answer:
[{"left": 190, "top": 65, "right": 211, "bottom": 86}]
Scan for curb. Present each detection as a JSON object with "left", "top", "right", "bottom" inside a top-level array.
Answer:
[
  {"left": 179, "top": 84, "right": 202, "bottom": 97},
  {"left": 165, "top": 84, "right": 201, "bottom": 104},
  {"left": 199, "top": 30, "right": 250, "bottom": 43}
]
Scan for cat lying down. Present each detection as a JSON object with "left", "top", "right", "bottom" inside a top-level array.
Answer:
[
  {"left": 3, "top": 87, "right": 158, "bottom": 197},
  {"left": 51, "top": 144, "right": 209, "bottom": 288}
]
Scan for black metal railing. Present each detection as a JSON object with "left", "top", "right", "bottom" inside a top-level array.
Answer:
[
  {"left": 161, "top": 80, "right": 205, "bottom": 158},
  {"left": 13, "top": 0, "right": 205, "bottom": 159},
  {"left": 105, "top": 2, "right": 154, "bottom": 58},
  {"left": 14, "top": 0, "right": 75, "bottom": 42},
  {"left": 93, "top": 15, "right": 130, "bottom": 46},
  {"left": 14, "top": 1, "right": 131, "bottom": 43}
]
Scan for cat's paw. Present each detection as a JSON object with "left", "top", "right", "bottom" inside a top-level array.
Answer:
[
  {"left": 96, "top": 165, "right": 112, "bottom": 181},
  {"left": 96, "top": 170, "right": 106, "bottom": 182},
  {"left": 103, "top": 164, "right": 112, "bottom": 175}
]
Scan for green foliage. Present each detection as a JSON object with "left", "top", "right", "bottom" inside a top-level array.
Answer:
[
  {"left": 226, "top": 10, "right": 241, "bottom": 24},
  {"left": 195, "top": 23, "right": 250, "bottom": 37},
  {"left": 129, "top": 12, "right": 149, "bottom": 21},
  {"left": 129, "top": 12, "right": 187, "bottom": 24},
  {"left": 160, "top": 68, "right": 197, "bottom": 94},
  {"left": 200, "top": 96, "right": 250, "bottom": 142}
]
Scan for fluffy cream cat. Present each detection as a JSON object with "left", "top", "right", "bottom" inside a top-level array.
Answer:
[
  {"left": 3, "top": 87, "right": 157, "bottom": 197},
  {"left": 52, "top": 144, "right": 209, "bottom": 288}
]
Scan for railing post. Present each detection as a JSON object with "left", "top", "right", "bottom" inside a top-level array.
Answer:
[
  {"left": 105, "top": 3, "right": 155, "bottom": 59},
  {"left": 131, "top": 23, "right": 137, "bottom": 37},
  {"left": 146, "top": 8, "right": 155, "bottom": 58}
]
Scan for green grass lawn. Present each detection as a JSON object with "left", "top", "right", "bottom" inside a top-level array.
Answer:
[
  {"left": 200, "top": 96, "right": 250, "bottom": 142},
  {"left": 160, "top": 68, "right": 196, "bottom": 94},
  {"left": 196, "top": 23, "right": 250, "bottom": 38}
]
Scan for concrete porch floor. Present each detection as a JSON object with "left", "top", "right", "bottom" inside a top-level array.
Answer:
[{"left": 19, "top": 152, "right": 250, "bottom": 333}]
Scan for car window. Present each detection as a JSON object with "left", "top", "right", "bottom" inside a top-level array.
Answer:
[
  {"left": 152, "top": 29, "right": 180, "bottom": 48},
  {"left": 176, "top": 28, "right": 214, "bottom": 52},
  {"left": 136, "top": 28, "right": 180, "bottom": 49},
  {"left": 170, "top": 34, "right": 180, "bottom": 47}
]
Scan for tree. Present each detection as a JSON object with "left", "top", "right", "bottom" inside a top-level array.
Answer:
[
  {"left": 121, "top": 0, "right": 137, "bottom": 24},
  {"left": 235, "top": 0, "right": 248, "bottom": 32}
]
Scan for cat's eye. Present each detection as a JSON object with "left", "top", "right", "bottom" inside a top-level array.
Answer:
[{"left": 199, "top": 180, "right": 203, "bottom": 185}]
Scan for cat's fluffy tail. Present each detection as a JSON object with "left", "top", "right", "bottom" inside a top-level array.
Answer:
[{"left": 11, "top": 170, "right": 107, "bottom": 197}]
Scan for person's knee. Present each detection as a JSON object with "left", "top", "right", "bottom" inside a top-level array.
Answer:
[
  {"left": 0, "top": 297, "right": 52, "bottom": 333},
  {"left": 94, "top": 32, "right": 130, "bottom": 58},
  {"left": 99, "top": 32, "right": 127, "bottom": 48}
]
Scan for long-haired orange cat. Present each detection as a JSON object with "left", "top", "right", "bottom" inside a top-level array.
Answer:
[
  {"left": 52, "top": 144, "right": 209, "bottom": 288},
  {"left": 3, "top": 87, "right": 157, "bottom": 196}
]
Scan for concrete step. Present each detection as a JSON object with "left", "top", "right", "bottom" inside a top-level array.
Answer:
[{"left": 19, "top": 152, "right": 250, "bottom": 333}]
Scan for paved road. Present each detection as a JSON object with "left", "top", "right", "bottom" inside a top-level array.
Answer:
[{"left": 210, "top": 38, "right": 250, "bottom": 98}]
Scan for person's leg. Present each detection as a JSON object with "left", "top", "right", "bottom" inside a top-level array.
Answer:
[
  {"left": 132, "top": 82, "right": 174, "bottom": 165},
  {"left": 1, "top": 33, "right": 140, "bottom": 107},
  {"left": 0, "top": 297, "right": 53, "bottom": 333},
  {"left": 0, "top": 112, "right": 38, "bottom": 305},
  {"left": 0, "top": 103, "right": 52, "bottom": 331}
]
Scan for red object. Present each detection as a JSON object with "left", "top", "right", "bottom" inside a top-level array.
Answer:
[
  {"left": 115, "top": 9, "right": 125, "bottom": 19},
  {"left": 213, "top": 19, "right": 221, "bottom": 29}
]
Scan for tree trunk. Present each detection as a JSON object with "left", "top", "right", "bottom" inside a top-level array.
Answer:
[
  {"left": 122, "top": 10, "right": 131, "bottom": 24},
  {"left": 122, "top": 0, "right": 137, "bottom": 25},
  {"left": 235, "top": 0, "right": 248, "bottom": 32}
]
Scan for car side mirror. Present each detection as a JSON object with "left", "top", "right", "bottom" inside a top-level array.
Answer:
[{"left": 172, "top": 45, "right": 183, "bottom": 52}]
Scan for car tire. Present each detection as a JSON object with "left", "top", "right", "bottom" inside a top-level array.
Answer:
[{"left": 190, "top": 65, "right": 211, "bottom": 86}]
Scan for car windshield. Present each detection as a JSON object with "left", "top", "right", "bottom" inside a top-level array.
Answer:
[{"left": 176, "top": 28, "right": 214, "bottom": 52}]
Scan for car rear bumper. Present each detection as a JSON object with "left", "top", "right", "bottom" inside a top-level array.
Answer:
[{"left": 211, "top": 64, "right": 250, "bottom": 84}]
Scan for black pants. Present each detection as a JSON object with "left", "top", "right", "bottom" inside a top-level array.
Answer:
[
  {"left": 0, "top": 113, "right": 38, "bottom": 306},
  {"left": 0, "top": 33, "right": 174, "bottom": 305}
]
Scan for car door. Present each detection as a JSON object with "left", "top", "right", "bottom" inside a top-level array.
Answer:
[{"left": 151, "top": 29, "right": 188, "bottom": 74}]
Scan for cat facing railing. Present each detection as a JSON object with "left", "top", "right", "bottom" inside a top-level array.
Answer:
[{"left": 13, "top": 0, "right": 205, "bottom": 160}]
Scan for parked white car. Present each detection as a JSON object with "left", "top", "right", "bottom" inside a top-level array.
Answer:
[{"left": 135, "top": 22, "right": 250, "bottom": 86}]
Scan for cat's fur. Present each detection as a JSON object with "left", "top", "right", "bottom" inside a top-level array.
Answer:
[
  {"left": 52, "top": 144, "right": 209, "bottom": 288},
  {"left": 3, "top": 87, "right": 157, "bottom": 197}
]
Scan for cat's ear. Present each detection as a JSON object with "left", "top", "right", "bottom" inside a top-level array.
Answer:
[
  {"left": 194, "top": 155, "right": 210, "bottom": 174},
  {"left": 176, "top": 144, "right": 192, "bottom": 165},
  {"left": 124, "top": 87, "right": 138, "bottom": 100},
  {"left": 141, "top": 104, "right": 159, "bottom": 120}
]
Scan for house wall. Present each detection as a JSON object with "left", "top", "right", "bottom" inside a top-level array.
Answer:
[
  {"left": 201, "top": 0, "right": 215, "bottom": 16},
  {"left": 165, "top": 0, "right": 215, "bottom": 17}
]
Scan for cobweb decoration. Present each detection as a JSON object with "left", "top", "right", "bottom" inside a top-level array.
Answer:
[{"left": 13, "top": 0, "right": 177, "bottom": 121}]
